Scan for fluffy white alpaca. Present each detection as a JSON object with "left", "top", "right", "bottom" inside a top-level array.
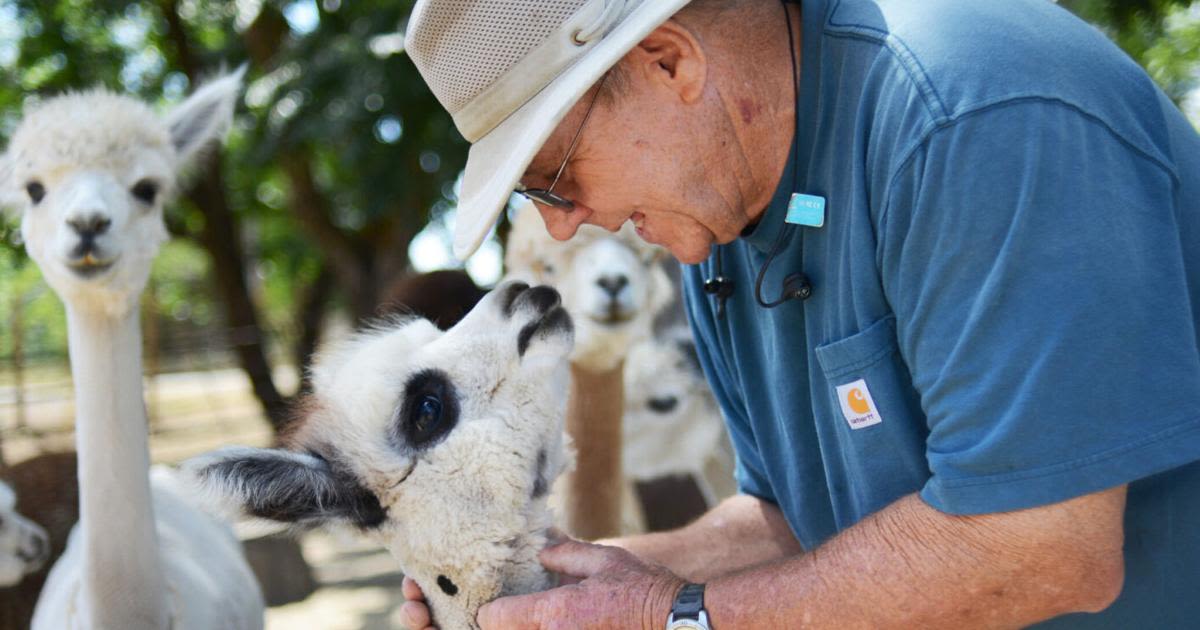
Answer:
[
  {"left": 0, "top": 480, "right": 50, "bottom": 587},
  {"left": 1, "top": 71, "right": 264, "bottom": 629},
  {"left": 622, "top": 327, "right": 736, "bottom": 506},
  {"left": 504, "top": 202, "right": 672, "bottom": 372},
  {"left": 184, "top": 281, "right": 575, "bottom": 630}
]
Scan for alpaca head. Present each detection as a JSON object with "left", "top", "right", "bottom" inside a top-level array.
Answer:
[
  {"left": 184, "top": 281, "right": 574, "bottom": 630},
  {"left": 622, "top": 328, "right": 725, "bottom": 481},
  {"left": 1, "top": 69, "right": 244, "bottom": 316},
  {"left": 0, "top": 481, "right": 50, "bottom": 587},
  {"left": 505, "top": 203, "right": 673, "bottom": 372}
]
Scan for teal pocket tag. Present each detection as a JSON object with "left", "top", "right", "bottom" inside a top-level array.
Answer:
[{"left": 786, "top": 193, "right": 826, "bottom": 228}]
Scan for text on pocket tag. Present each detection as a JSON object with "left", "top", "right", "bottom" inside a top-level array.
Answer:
[{"left": 835, "top": 379, "right": 883, "bottom": 429}]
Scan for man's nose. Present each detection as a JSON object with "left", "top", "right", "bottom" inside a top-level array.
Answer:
[{"left": 537, "top": 204, "right": 592, "bottom": 241}]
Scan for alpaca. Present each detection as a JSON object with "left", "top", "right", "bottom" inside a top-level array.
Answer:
[
  {"left": 0, "top": 481, "right": 50, "bottom": 588},
  {"left": 1, "top": 70, "right": 264, "bottom": 629},
  {"left": 622, "top": 328, "right": 736, "bottom": 514},
  {"left": 504, "top": 203, "right": 672, "bottom": 539},
  {"left": 0, "top": 452, "right": 78, "bottom": 630},
  {"left": 184, "top": 281, "right": 575, "bottom": 630}
]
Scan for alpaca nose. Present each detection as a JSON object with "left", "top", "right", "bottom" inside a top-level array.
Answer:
[
  {"left": 596, "top": 274, "right": 628, "bottom": 298},
  {"left": 67, "top": 213, "right": 112, "bottom": 240},
  {"left": 19, "top": 529, "right": 49, "bottom": 569}
]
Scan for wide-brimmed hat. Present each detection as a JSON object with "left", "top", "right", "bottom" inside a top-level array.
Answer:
[{"left": 406, "top": 0, "right": 694, "bottom": 259}]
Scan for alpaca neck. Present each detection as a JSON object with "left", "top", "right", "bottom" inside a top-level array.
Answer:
[
  {"left": 65, "top": 305, "right": 169, "bottom": 629},
  {"left": 563, "top": 361, "right": 625, "bottom": 540}
]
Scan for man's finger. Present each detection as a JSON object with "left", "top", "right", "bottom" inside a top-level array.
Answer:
[
  {"left": 403, "top": 576, "right": 426, "bottom": 601},
  {"left": 539, "top": 539, "right": 621, "bottom": 578},
  {"left": 478, "top": 591, "right": 548, "bottom": 630},
  {"left": 399, "top": 600, "right": 433, "bottom": 630}
]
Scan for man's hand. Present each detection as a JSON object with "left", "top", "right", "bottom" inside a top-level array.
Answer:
[
  {"left": 478, "top": 540, "right": 684, "bottom": 630},
  {"left": 399, "top": 576, "right": 438, "bottom": 630}
]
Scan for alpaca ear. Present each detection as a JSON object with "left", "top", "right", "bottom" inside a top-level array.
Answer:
[
  {"left": 182, "top": 446, "right": 386, "bottom": 530},
  {"left": 0, "top": 151, "right": 19, "bottom": 216},
  {"left": 165, "top": 64, "right": 247, "bottom": 167}
]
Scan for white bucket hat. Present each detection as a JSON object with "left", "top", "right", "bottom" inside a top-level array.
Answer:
[{"left": 406, "top": 0, "right": 694, "bottom": 259}]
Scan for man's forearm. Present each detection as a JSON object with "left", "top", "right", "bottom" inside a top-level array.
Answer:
[
  {"left": 606, "top": 494, "right": 803, "bottom": 582},
  {"left": 703, "top": 488, "right": 1127, "bottom": 629}
]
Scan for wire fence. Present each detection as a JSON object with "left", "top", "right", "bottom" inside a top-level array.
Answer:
[{"left": 0, "top": 320, "right": 285, "bottom": 467}]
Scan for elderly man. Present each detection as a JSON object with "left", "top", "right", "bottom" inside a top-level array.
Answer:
[{"left": 400, "top": 0, "right": 1200, "bottom": 628}]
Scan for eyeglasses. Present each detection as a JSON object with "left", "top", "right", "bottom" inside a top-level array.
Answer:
[{"left": 515, "top": 75, "right": 609, "bottom": 212}]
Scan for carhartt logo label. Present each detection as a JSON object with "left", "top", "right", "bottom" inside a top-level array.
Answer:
[{"left": 836, "top": 379, "right": 882, "bottom": 429}]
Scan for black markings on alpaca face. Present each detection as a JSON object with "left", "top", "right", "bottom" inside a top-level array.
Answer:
[
  {"left": 500, "top": 281, "right": 531, "bottom": 318},
  {"left": 517, "top": 304, "right": 572, "bottom": 358},
  {"left": 437, "top": 574, "right": 459, "bottom": 596},
  {"left": 394, "top": 369, "right": 460, "bottom": 450},
  {"left": 648, "top": 396, "right": 679, "bottom": 414}
]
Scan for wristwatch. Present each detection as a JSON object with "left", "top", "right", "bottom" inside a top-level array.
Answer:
[{"left": 666, "top": 583, "right": 711, "bottom": 630}]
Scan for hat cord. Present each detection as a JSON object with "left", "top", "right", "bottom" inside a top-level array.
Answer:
[{"left": 575, "top": 0, "right": 627, "bottom": 43}]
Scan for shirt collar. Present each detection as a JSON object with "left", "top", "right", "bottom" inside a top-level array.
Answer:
[{"left": 740, "top": 0, "right": 825, "bottom": 254}]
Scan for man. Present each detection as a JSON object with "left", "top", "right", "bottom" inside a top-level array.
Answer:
[{"left": 400, "top": 0, "right": 1200, "bottom": 627}]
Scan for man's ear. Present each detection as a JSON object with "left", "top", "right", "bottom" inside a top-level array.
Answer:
[
  {"left": 182, "top": 446, "right": 386, "bottom": 530},
  {"left": 165, "top": 64, "right": 247, "bottom": 167},
  {"left": 631, "top": 19, "right": 707, "bottom": 103}
]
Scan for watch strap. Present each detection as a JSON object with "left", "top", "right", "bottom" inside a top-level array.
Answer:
[{"left": 671, "top": 583, "right": 705, "bottom": 619}]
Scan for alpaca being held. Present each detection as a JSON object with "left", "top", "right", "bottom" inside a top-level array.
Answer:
[
  {"left": 0, "top": 481, "right": 50, "bottom": 588},
  {"left": 185, "top": 281, "right": 574, "bottom": 630},
  {"left": 1, "top": 70, "right": 264, "bottom": 629},
  {"left": 505, "top": 203, "right": 672, "bottom": 539}
]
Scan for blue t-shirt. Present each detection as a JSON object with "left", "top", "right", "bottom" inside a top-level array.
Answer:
[{"left": 682, "top": 0, "right": 1200, "bottom": 626}]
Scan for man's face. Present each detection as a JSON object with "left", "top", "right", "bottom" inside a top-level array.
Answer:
[{"left": 519, "top": 70, "right": 752, "bottom": 265}]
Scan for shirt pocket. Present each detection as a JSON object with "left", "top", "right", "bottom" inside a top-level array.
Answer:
[{"left": 813, "top": 315, "right": 931, "bottom": 526}]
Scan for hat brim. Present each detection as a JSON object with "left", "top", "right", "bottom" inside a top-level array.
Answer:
[{"left": 452, "top": 0, "right": 694, "bottom": 260}]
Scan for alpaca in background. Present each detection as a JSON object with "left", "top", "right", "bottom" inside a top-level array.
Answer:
[
  {"left": 1, "top": 69, "right": 264, "bottom": 629},
  {"left": 504, "top": 203, "right": 672, "bottom": 539},
  {"left": 0, "top": 480, "right": 49, "bottom": 587}
]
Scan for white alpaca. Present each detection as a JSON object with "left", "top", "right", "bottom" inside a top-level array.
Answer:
[
  {"left": 184, "top": 281, "right": 575, "bottom": 630},
  {"left": 0, "top": 480, "right": 50, "bottom": 587},
  {"left": 1, "top": 71, "right": 264, "bottom": 629},
  {"left": 504, "top": 203, "right": 673, "bottom": 538},
  {"left": 505, "top": 202, "right": 671, "bottom": 372},
  {"left": 623, "top": 327, "right": 736, "bottom": 506}
]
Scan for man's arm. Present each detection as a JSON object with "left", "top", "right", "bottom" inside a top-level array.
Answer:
[
  {"left": 479, "top": 485, "right": 1127, "bottom": 629},
  {"left": 704, "top": 486, "right": 1126, "bottom": 628},
  {"left": 604, "top": 493, "right": 803, "bottom": 582}
]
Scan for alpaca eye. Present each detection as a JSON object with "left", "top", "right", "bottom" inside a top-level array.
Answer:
[
  {"left": 25, "top": 181, "right": 45, "bottom": 204},
  {"left": 396, "top": 369, "right": 459, "bottom": 449},
  {"left": 647, "top": 396, "right": 678, "bottom": 414},
  {"left": 412, "top": 396, "right": 442, "bottom": 437},
  {"left": 131, "top": 179, "right": 159, "bottom": 205}
]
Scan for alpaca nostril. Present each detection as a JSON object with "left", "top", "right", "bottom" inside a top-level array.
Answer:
[
  {"left": 499, "top": 281, "right": 532, "bottom": 317},
  {"left": 596, "top": 274, "right": 629, "bottom": 297},
  {"left": 19, "top": 530, "right": 48, "bottom": 567},
  {"left": 67, "top": 214, "right": 112, "bottom": 239}
]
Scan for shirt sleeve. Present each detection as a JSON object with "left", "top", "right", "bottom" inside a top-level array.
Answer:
[
  {"left": 681, "top": 267, "right": 777, "bottom": 504},
  {"left": 879, "top": 101, "right": 1200, "bottom": 515}
]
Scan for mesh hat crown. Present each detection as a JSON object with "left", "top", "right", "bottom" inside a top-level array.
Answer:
[{"left": 405, "top": 0, "right": 694, "bottom": 258}]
